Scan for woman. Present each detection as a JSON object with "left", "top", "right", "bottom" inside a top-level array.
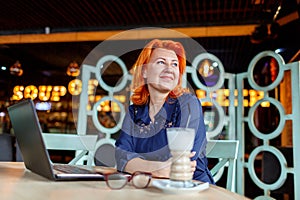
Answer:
[{"left": 115, "top": 39, "right": 214, "bottom": 184}]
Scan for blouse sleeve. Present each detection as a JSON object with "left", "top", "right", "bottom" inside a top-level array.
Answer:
[
  {"left": 177, "top": 94, "right": 207, "bottom": 160},
  {"left": 178, "top": 94, "right": 214, "bottom": 183},
  {"left": 115, "top": 106, "right": 144, "bottom": 172}
]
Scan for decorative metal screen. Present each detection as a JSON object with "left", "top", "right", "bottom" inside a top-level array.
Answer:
[
  {"left": 76, "top": 49, "right": 299, "bottom": 199},
  {"left": 236, "top": 51, "right": 299, "bottom": 199}
]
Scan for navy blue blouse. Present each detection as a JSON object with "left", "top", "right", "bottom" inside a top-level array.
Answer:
[{"left": 115, "top": 93, "right": 215, "bottom": 184}]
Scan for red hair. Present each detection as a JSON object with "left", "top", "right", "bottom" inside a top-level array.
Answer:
[{"left": 130, "top": 39, "right": 187, "bottom": 105}]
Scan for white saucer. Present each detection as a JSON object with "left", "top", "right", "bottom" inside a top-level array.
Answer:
[{"left": 152, "top": 180, "right": 209, "bottom": 194}]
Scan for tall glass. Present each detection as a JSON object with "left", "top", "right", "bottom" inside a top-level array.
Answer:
[{"left": 166, "top": 128, "right": 195, "bottom": 182}]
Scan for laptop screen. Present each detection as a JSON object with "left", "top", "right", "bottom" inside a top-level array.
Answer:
[{"left": 8, "top": 99, "right": 56, "bottom": 180}]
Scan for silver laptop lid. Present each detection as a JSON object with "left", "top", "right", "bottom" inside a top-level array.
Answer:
[{"left": 8, "top": 99, "right": 56, "bottom": 180}]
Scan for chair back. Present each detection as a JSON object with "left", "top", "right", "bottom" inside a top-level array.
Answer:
[
  {"left": 206, "top": 140, "right": 239, "bottom": 192},
  {"left": 0, "top": 133, "right": 13, "bottom": 161},
  {"left": 42, "top": 133, "right": 97, "bottom": 166}
]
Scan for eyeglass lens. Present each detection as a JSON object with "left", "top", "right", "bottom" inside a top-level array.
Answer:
[
  {"left": 106, "top": 172, "right": 151, "bottom": 189},
  {"left": 131, "top": 173, "right": 151, "bottom": 188},
  {"left": 106, "top": 174, "right": 128, "bottom": 189}
]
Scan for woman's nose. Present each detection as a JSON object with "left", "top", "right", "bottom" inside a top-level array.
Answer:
[{"left": 165, "top": 62, "right": 173, "bottom": 69}]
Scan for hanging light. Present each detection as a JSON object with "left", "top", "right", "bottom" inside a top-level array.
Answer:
[
  {"left": 66, "top": 61, "right": 80, "bottom": 77},
  {"left": 198, "top": 59, "right": 214, "bottom": 78},
  {"left": 10, "top": 60, "right": 23, "bottom": 76}
]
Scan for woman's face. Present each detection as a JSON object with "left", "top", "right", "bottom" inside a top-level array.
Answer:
[{"left": 143, "top": 48, "right": 180, "bottom": 93}]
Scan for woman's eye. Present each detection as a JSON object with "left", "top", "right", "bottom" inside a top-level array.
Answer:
[
  {"left": 172, "top": 63, "right": 178, "bottom": 67},
  {"left": 157, "top": 60, "right": 165, "bottom": 65}
]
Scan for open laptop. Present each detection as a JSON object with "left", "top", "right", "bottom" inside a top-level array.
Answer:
[{"left": 7, "top": 99, "right": 104, "bottom": 181}]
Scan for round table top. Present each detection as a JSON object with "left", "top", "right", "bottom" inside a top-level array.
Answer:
[{"left": 0, "top": 162, "right": 249, "bottom": 200}]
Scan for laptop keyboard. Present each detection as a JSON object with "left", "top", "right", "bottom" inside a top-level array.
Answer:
[{"left": 53, "top": 164, "right": 96, "bottom": 174}]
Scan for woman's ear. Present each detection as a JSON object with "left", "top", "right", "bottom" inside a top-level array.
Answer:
[{"left": 142, "top": 67, "right": 147, "bottom": 78}]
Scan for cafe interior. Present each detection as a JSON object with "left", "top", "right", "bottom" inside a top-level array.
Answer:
[{"left": 0, "top": 0, "right": 299, "bottom": 199}]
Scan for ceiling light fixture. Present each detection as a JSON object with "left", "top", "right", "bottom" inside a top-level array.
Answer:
[
  {"left": 10, "top": 60, "right": 23, "bottom": 76},
  {"left": 66, "top": 61, "right": 80, "bottom": 77}
]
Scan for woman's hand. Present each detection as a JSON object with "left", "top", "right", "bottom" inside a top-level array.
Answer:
[
  {"left": 152, "top": 151, "right": 197, "bottom": 178},
  {"left": 190, "top": 151, "right": 197, "bottom": 173}
]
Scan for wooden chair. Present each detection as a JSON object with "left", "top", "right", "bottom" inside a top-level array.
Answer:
[
  {"left": 42, "top": 133, "right": 97, "bottom": 166},
  {"left": 206, "top": 140, "right": 239, "bottom": 192}
]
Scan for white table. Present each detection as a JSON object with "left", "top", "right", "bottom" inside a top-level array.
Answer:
[{"left": 0, "top": 162, "right": 249, "bottom": 200}]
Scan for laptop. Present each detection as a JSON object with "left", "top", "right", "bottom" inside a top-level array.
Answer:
[{"left": 7, "top": 99, "right": 104, "bottom": 181}]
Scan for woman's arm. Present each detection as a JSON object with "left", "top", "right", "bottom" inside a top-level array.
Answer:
[
  {"left": 115, "top": 107, "right": 171, "bottom": 176},
  {"left": 124, "top": 152, "right": 196, "bottom": 178},
  {"left": 178, "top": 94, "right": 207, "bottom": 159},
  {"left": 124, "top": 157, "right": 172, "bottom": 178}
]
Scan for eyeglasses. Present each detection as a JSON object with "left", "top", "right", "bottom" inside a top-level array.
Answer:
[{"left": 104, "top": 171, "right": 152, "bottom": 190}]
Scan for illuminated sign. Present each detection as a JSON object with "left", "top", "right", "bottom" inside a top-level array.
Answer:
[
  {"left": 11, "top": 79, "right": 265, "bottom": 107},
  {"left": 11, "top": 85, "right": 67, "bottom": 101},
  {"left": 196, "top": 89, "right": 266, "bottom": 107}
]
